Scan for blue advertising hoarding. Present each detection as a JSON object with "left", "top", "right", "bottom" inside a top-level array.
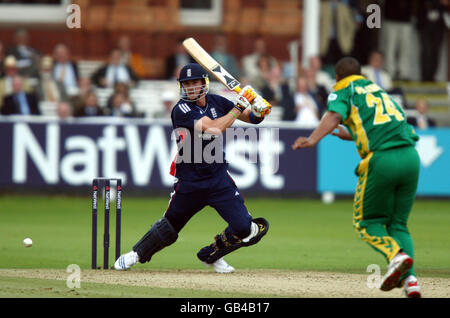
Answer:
[
  {"left": 0, "top": 118, "right": 317, "bottom": 194},
  {"left": 318, "top": 128, "right": 450, "bottom": 196}
]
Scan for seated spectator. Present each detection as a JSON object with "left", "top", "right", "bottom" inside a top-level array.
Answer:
[
  {"left": 304, "top": 67, "right": 328, "bottom": 116},
  {"left": 108, "top": 92, "right": 138, "bottom": 117},
  {"left": 249, "top": 54, "right": 273, "bottom": 92},
  {"left": 52, "top": 43, "right": 80, "bottom": 96},
  {"left": 73, "top": 90, "right": 104, "bottom": 117},
  {"left": 38, "top": 55, "right": 67, "bottom": 103},
  {"left": 69, "top": 77, "right": 93, "bottom": 113},
  {"left": 241, "top": 38, "right": 277, "bottom": 81},
  {"left": 0, "top": 56, "right": 33, "bottom": 101},
  {"left": 57, "top": 101, "right": 73, "bottom": 120},
  {"left": 106, "top": 82, "right": 131, "bottom": 108},
  {"left": 1, "top": 75, "right": 40, "bottom": 115},
  {"left": 6, "top": 28, "right": 40, "bottom": 78},
  {"left": 91, "top": 49, "right": 139, "bottom": 88},
  {"left": 407, "top": 98, "right": 437, "bottom": 129},
  {"left": 165, "top": 38, "right": 195, "bottom": 80},
  {"left": 260, "top": 62, "right": 296, "bottom": 121},
  {"left": 211, "top": 34, "right": 241, "bottom": 80},
  {"left": 117, "top": 35, "right": 149, "bottom": 79},
  {"left": 361, "top": 50, "right": 393, "bottom": 92},
  {"left": 294, "top": 76, "right": 320, "bottom": 128},
  {"left": 308, "top": 55, "right": 335, "bottom": 93},
  {"left": 105, "top": 82, "right": 139, "bottom": 117},
  {"left": 154, "top": 90, "right": 177, "bottom": 119}
]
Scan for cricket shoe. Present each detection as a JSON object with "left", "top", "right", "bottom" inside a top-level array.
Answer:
[
  {"left": 403, "top": 275, "right": 421, "bottom": 298},
  {"left": 203, "top": 257, "right": 235, "bottom": 273},
  {"left": 380, "top": 252, "right": 413, "bottom": 291},
  {"left": 114, "top": 251, "right": 139, "bottom": 270}
]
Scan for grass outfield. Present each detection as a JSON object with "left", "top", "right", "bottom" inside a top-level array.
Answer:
[
  {"left": 1, "top": 195, "right": 449, "bottom": 297},
  {"left": 1, "top": 195, "right": 449, "bottom": 275}
]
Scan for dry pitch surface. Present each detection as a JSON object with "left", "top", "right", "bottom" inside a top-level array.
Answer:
[{"left": 0, "top": 269, "right": 449, "bottom": 298}]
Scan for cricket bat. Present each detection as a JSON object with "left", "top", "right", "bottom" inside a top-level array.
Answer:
[{"left": 182, "top": 37, "right": 242, "bottom": 94}]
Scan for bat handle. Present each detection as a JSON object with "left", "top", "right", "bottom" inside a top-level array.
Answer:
[{"left": 233, "top": 86, "right": 242, "bottom": 94}]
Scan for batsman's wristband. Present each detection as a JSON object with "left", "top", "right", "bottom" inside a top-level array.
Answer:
[
  {"left": 234, "top": 104, "right": 246, "bottom": 113},
  {"left": 229, "top": 111, "right": 239, "bottom": 119},
  {"left": 249, "top": 111, "right": 264, "bottom": 124}
]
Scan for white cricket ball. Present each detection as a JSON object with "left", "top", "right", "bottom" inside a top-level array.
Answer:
[
  {"left": 321, "top": 191, "right": 335, "bottom": 204},
  {"left": 23, "top": 238, "right": 33, "bottom": 247}
]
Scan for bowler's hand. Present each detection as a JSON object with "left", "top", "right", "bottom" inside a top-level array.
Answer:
[{"left": 292, "top": 136, "right": 316, "bottom": 150}]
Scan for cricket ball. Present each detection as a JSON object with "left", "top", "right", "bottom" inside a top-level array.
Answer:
[{"left": 23, "top": 238, "right": 33, "bottom": 247}]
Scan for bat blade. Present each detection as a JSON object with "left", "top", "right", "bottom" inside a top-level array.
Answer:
[{"left": 182, "top": 37, "right": 241, "bottom": 93}]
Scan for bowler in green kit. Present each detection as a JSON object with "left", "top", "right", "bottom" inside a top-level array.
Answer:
[{"left": 292, "top": 57, "right": 421, "bottom": 298}]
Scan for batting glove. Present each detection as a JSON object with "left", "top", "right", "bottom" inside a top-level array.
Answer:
[
  {"left": 234, "top": 85, "right": 257, "bottom": 112},
  {"left": 251, "top": 95, "right": 272, "bottom": 118}
]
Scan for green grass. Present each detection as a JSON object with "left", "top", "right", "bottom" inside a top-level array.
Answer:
[{"left": 1, "top": 195, "right": 449, "bottom": 278}]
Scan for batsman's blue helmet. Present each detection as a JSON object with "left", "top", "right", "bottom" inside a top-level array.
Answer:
[
  {"left": 178, "top": 63, "right": 209, "bottom": 101},
  {"left": 178, "top": 63, "right": 209, "bottom": 82}
]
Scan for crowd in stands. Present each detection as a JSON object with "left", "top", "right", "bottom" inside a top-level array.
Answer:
[{"left": 0, "top": 0, "right": 449, "bottom": 129}]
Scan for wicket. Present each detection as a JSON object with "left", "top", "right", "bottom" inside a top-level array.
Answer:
[{"left": 92, "top": 178, "right": 122, "bottom": 269}]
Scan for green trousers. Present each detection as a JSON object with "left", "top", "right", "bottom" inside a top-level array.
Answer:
[{"left": 353, "top": 146, "right": 420, "bottom": 278}]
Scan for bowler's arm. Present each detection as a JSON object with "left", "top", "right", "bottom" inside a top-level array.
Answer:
[{"left": 292, "top": 111, "right": 342, "bottom": 149}]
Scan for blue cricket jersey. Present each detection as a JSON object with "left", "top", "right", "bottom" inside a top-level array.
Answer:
[{"left": 170, "top": 93, "right": 235, "bottom": 181}]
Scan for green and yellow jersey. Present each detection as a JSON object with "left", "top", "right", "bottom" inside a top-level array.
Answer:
[{"left": 327, "top": 75, "right": 419, "bottom": 159}]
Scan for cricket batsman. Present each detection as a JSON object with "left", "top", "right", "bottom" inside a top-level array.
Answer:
[
  {"left": 115, "top": 63, "right": 270, "bottom": 273},
  {"left": 292, "top": 57, "right": 421, "bottom": 298}
]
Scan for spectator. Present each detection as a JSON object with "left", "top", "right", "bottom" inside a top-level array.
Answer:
[
  {"left": 117, "top": 35, "right": 149, "bottom": 79},
  {"left": 361, "top": 50, "right": 407, "bottom": 107},
  {"left": 0, "top": 56, "right": 32, "bottom": 109},
  {"left": 260, "top": 62, "right": 296, "bottom": 121},
  {"left": 361, "top": 50, "right": 393, "bottom": 91},
  {"left": 73, "top": 90, "right": 104, "bottom": 117},
  {"left": 6, "top": 28, "right": 40, "bottom": 78},
  {"left": 308, "top": 55, "right": 335, "bottom": 93},
  {"left": 52, "top": 43, "right": 80, "bottom": 95},
  {"left": 1, "top": 75, "right": 40, "bottom": 115},
  {"left": 294, "top": 76, "right": 320, "bottom": 128},
  {"left": 417, "top": 0, "right": 449, "bottom": 82},
  {"left": 57, "top": 101, "right": 73, "bottom": 120},
  {"left": 91, "top": 49, "right": 139, "bottom": 88},
  {"left": 38, "top": 55, "right": 66, "bottom": 103},
  {"left": 69, "top": 77, "right": 93, "bottom": 113},
  {"left": 106, "top": 82, "right": 139, "bottom": 117},
  {"left": 407, "top": 98, "right": 437, "bottom": 129},
  {"left": 153, "top": 90, "right": 176, "bottom": 119},
  {"left": 304, "top": 67, "right": 328, "bottom": 116},
  {"left": 249, "top": 54, "right": 273, "bottom": 92},
  {"left": 211, "top": 34, "right": 241, "bottom": 80},
  {"left": 319, "top": 0, "right": 358, "bottom": 66},
  {"left": 350, "top": 0, "right": 381, "bottom": 65},
  {"left": 380, "top": 0, "right": 414, "bottom": 81},
  {"left": 241, "top": 38, "right": 277, "bottom": 81},
  {"left": 108, "top": 92, "right": 137, "bottom": 117},
  {"left": 165, "top": 38, "right": 194, "bottom": 80}
]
